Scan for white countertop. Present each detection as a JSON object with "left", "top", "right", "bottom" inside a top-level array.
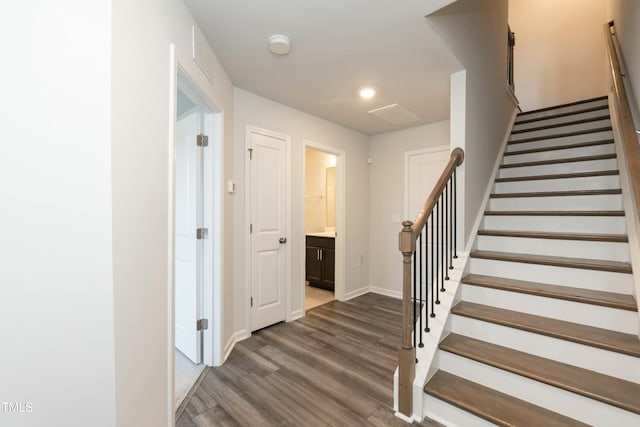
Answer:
[{"left": 306, "top": 231, "right": 336, "bottom": 238}]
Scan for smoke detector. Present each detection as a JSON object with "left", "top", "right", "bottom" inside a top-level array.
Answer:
[{"left": 269, "top": 35, "right": 291, "bottom": 55}]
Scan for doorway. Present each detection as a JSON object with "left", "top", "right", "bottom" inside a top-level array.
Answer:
[
  {"left": 304, "top": 148, "right": 337, "bottom": 310},
  {"left": 172, "top": 68, "right": 222, "bottom": 408}
]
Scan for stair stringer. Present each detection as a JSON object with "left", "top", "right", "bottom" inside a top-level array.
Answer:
[
  {"left": 406, "top": 112, "right": 517, "bottom": 423},
  {"left": 609, "top": 92, "right": 640, "bottom": 336}
]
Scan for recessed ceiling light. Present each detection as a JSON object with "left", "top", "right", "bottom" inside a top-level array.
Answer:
[
  {"left": 359, "top": 88, "right": 376, "bottom": 99},
  {"left": 269, "top": 35, "right": 290, "bottom": 55}
]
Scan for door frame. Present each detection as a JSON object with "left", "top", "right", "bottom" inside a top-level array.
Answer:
[
  {"left": 168, "top": 45, "right": 224, "bottom": 418},
  {"left": 244, "top": 126, "right": 292, "bottom": 333},
  {"left": 301, "top": 140, "right": 346, "bottom": 303}
]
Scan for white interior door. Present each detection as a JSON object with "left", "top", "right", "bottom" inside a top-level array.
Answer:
[
  {"left": 175, "top": 111, "right": 203, "bottom": 363},
  {"left": 407, "top": 147, "right": 450, "bottom": 218},
  {"left": 250, "top": 130, "right": 287, "bottom": 331}
]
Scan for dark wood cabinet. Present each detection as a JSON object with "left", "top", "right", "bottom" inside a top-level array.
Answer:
[{"left": 305, "top": 236, "right": 335, "bottom": 291}]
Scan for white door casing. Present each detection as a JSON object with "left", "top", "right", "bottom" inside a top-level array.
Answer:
[
  {"left": 175, "top": 111, "right": 203, "bottom": 363},
  {"left": 249, "top": 129, "right": 288, "bottom": 331}
]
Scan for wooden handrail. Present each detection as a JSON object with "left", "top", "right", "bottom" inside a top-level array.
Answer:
[
  {"left": 410, "top": 148, "right": 464, "bottom": 236},
  {"left": 604, "top": 22, "right": 640, "bottom": 224},
  {"left": 397, "top": 147, "right": 464, "bottom": 417}
]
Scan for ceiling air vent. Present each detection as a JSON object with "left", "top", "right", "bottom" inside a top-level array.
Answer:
[{"left": 368, "top": 103, "right": 421, "bottom": 126}]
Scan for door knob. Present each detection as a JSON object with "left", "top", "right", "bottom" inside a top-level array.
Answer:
[{"left": 279, "top": 237, "right": 287, "bottom": 244}]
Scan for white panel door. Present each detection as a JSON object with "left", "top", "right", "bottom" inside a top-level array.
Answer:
[
  {"left": 407, "top": 147, "right": 450, "bottom": 219},
  {"left": 250, "top": 130, "right": 287, "bottom": 331},
  {"left": 175, "top": 111, "right": 203, "bottom": 363},
  {"left": 407, "top": 147, "right": 450, "bottom": 290}
]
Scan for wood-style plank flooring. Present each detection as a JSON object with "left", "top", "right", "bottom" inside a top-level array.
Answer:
[{"left": 176, "top": 293, "right": 441, "bottom": 426}]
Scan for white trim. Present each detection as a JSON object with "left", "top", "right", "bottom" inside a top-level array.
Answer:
[
  {"left": 343, "top": 286, "right": 371, "bottom": 301},
  {"left": 608, "top": 92, "right": 640, "bottom": 334},
  {"left": 245, "top": 126, "right": 292, "bottom": 332},
  {"left": 168, "top": 43, "right": 226, "bottom": 423},
  {"left": 506, "top": 84, "right": 520, "bottom": 108},
  {"left": 403, "top": 145, "right": 450, "bottom": 221},
  {"left": 464, "top": 108, "right": 518, "bottom": 253},
  {"left": 222, "top": 330, "right": 251, "bottom": 363},
  {"left": 290, "top": 309, "right": 305, "bottom": 321},
  {"left": 301, "top": 140, "right": 347, "bottom": 306},
  {"left": 369, "top": 286, "right": 402, "bottom": 300}
]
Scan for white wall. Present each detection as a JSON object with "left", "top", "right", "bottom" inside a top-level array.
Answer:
[
  {"left": 509, "top": 0, "right": 608, "bottom": 111},
  {"left": 233, "top": 88, "right": 369, "bottom": 330},
  {"left": 429, "top": 0, "right": 518, "bottom": 248},
  {"left": 111, "top": 0, "right": 234, "bottom": 426},
  {"left": 0, "top": 1, "right": 116, "bottom": 426},
  {"left": 368, "top": 122, "right": 451, "bottom": 295},
  {"left": 607, "top": 0, "right": 640, "bottom": 124}
]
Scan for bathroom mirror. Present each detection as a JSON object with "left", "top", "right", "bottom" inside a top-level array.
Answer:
[{"left": 326, "top": 166, "right": 336, "bottom": 228}]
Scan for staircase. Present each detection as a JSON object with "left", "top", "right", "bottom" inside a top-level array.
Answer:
[{"left": 422, "top": 96, "right": 640, "bottom": 426}]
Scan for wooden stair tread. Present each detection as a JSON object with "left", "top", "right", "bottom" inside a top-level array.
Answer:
[
  {"left": 470, "top": 250, "right": 632, "bottom": 273},
  {"left": 463, "top": 273, "right": 637, "bottom": 311},
  {"left": 490, "top": 188, "right": 621, "bottom": 198},
  {"left": 484, "top": 210, "right": 625, "bottom": 216},
  {"left": 517, "top": 95, "right": 608, "bottom": 117},
  {"left": 509, "top": 126, "right": 613, "bottom": 145},
  {"left": 495, "top": 170, "right": 619, "bottom": 183},
  {"left": 440, "top": 334, "right": 640, "bottom": 414},
  {"left": 515, "top": 105, "right": 609, "bottom": 125},
  {"left": 452, "top": 301, "right": 640, "bottom": 357},
  {"left": 511, "top": 115, "right": 610, "bottom": 134},
  {"left": 424, "top": 371, "right": 589, "bottom": 427},
  {"left": 503, "top": 138, "right": 614, "bottom": 156},
  {"left": 477, "top": 229, "right": 628, "bottom": 242},
  {"left": 501, "top": 153, "right": 617, "bottom": 169}
]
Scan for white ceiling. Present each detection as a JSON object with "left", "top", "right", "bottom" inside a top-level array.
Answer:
[{"left": 184, "top": 0, "right": 462, "bottom": 135}]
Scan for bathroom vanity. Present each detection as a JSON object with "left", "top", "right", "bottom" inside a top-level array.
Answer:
[{"left": 305, "top": 233, "right": 335, "bottom": 291}]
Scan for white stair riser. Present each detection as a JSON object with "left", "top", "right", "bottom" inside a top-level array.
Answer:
[
  {"left": 503, "top": 143, "right": 615, "bottom": 165},
  {"left": 439, "top": 352, "right": 640, "bottom": 426},
  {"left": 516, "top": 99, "right": 609, "bottom": 121},
  {"left": 510, "top": 119, "right": 612, "bottom": 142},
  {"left": 460, "top": 284, "right": 637, "bottom": 334},
  {"left": 488, "top": 194, "right": 623, "bottom": 211},
  {"left": 475, "top": 235, "right": 630, "bottom": 263},
  {"left": 450, "top": 316, "right": 640, "bottom": 383},
  {"left": 482, "top": 215, "right": 627, "bottom": 234},
  {"left": 498, "top": 158, "right": 618, "bottom": 178},
  {"left": 422, "top": 393, "right": 495, "bottom": 427},
  {"left": 513, "top": 109, "right": 610, "bottom": 131},
  {"left": 506, "top": 130, "right": 613, "bottom": 152},
  {"left": 494, "top": 175, "right": 620, "bottom": 193},
  {"left": 467, "top": 258, "right": 634, "bottom": 294}
]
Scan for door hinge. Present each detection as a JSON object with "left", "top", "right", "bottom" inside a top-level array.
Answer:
[
  {"left": 250, "top": 297, "right": 253, "bottom": 307},
  {"left": 197, "top": 228, "right": 209, "bottom": 239},
  {"left": 196, "top": 318, "right": 208, "bottom": 331},
  {"left": 248, "top": 148, "right": 253, "bottom": 159},
  {"left": 197, "top": 134, "right": 209, "bottom": 147},
  {"left": 250, "top": 223, "right": 253, "bottom": 234}
]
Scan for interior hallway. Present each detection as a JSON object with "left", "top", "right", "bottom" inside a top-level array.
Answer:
[{"left": 176, "top": 293, "right": 442, "bottom": 426}]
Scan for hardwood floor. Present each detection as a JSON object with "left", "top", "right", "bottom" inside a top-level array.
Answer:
[{"left": 176, "top": 293, "right": 441, "bottom": 426}]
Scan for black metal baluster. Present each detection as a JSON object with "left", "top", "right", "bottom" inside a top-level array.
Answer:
[
  {"left": 430, "top": 212, "right": 437, "bottom": 312},
  {"left": 418, "top": 232, "right": 423, "bottom": 347},
  {"left": 449, "top": 178, "right": 454, "bottom": 270},
  {"left": 412, "top": 244, "right": 417, "bottom": 351},
  {"left": 440, "top": 193, "right": 445, "bottom": 292},
  {"left": 434, "top": 201, "right": 440, "bottom": 305},
  {"left": 445, "top": 181, "right": 450, "bottom": 281},
  {"left": 453, "top": 169, "right": 458, "bottom": 259},
  {"left": 424, "top": 224, "right": 431, "bottom": 330}
]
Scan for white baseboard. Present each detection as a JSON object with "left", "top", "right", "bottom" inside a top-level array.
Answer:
[
  {"left": 369, "top": 286, "right": 402, "bottom": 300},
  {"left": 221, "top": 329, "right": 250, "bottom": 365},
  {"left": 343, "top": 286, "right": 371, "bottom": 301},
  {"left": 289, "top": 308, "right": 304, "bottom": 321}
]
